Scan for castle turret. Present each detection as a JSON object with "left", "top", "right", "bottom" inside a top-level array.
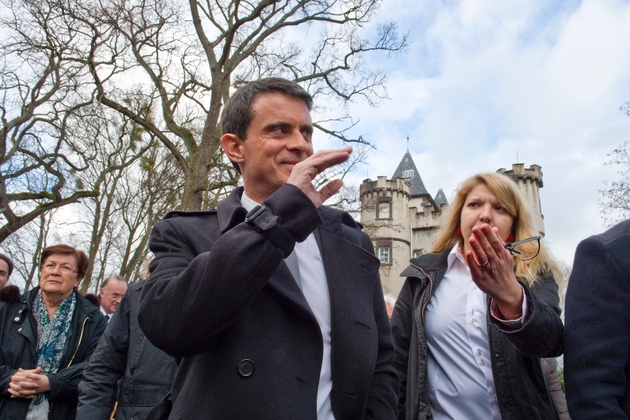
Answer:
[
  {"left": 360, "top": 151, "right": 446, "bottom": 295},
  {"left": 497, "top": 164, "right": 545, "bottom": 236},
  {"left": 360, "top": 176, "right": 411, "bottom": 295}
]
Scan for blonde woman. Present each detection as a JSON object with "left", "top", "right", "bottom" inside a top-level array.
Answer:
[{"left": 391, "top": 173, "right": 563, "bottom": 420}]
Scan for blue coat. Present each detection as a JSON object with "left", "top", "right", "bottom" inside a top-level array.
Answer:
[
  {"left": 138, "top": 184, "right": 398, "bottom": 419},
  {"left": 0, "top": 287, "right": 107, "bottom": 420},
  {"left": 564, "top": 218, "right": 630, "bottom": 419}
]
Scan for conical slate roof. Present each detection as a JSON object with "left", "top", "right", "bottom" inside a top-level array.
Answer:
[
  {"left": 392, "top": 151, "right": 430, "bottom": 197},
  {"left": 434, "top": 188, "right": 448, "bottom": 207}
]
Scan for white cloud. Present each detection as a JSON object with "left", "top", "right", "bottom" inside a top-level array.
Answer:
[{"left": 335, "top": 0, "right": 630, "bottom": 267}]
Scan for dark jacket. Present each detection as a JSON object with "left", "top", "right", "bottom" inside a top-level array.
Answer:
[
  {"left": 138, "top": 184, "right": 398, "bottom": 420},
  {"left": 0, "top": 286, "right": 107, "bottom": 420},
  {"left": 77, "top": 281, "right": 178, "bottom": 420},
  {"left": 390, "top": 250, "right": 564, "bottom": 420},
  {"left": 564, "top": 219, "right": 630, "bottom": 419}
]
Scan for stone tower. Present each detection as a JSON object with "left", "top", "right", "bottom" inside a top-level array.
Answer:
[
  {"left": 361, "top": 153, "right": 545, "bottom": 297},
  {"left": 497, "top": 164, "right": 545, "bottom": 237},
  {"left": 360, "top": 151, "right": 446, "bottom": 296}
]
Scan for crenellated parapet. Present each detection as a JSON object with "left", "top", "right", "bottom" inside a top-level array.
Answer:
[
  {"left": 360, "top": 176, "right": 410, "bottom": 201},
  {"left": 498, "top": 163, "right": 543, "bottom": 188}
]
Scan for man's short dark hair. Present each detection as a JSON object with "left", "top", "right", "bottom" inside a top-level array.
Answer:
[
  {"left": 0, "top": 253, "right": 14, "bottom": 277},
  {"left": 101, "top": 274, "right": 127, "bottom": 289},
  {"left": 220, "top": 78, "right": 313, "bottom": 173},
  {"left": 221, "top": 77, "right": 313, "bottom": 139}
]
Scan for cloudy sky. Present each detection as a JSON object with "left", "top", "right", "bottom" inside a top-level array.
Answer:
[{"left": 320, "top": 0, "right": 630, "bottom": 268}]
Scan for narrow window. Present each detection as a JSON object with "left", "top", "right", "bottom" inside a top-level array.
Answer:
[
  {"left": 378, "top": 247, "right": 391, "bottom": 264},
  {"left": 377, "top": 197, "right": 392, "bottom": 220}
]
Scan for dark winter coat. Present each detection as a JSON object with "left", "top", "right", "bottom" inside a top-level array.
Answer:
[
  {"left": 0, "top": 286, "right": 107, "bottom": 420},
  {"left": 390, "top": 250, "right": 564, "bottom": 420},
  {"left": 564, "top": 219, "right": 630, "bottom": 419},
  {"left": 77, "top": 280, "right": 178, "bottom": 419},
  {"left": 138, "top": 184, "right": 399, "bottom": 420}
]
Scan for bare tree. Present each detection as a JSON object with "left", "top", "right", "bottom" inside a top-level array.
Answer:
[
  {"left": 114, "top": 144, "right": 184, "bottom": 282},
  {"left": 0, "top": 0, "right": 101, "bottom": 242},
  {"left": 76, "top": 0, "right": 408, "bottom": 210},
  {"left": 599, "top": 140, "right": 630, "bottom": 226},
  {"left": 2, "top": 0, "right": 407, "bottom": 275},
  {"left": 78, "top": 140, "right": 186, "bottom": 293},
  {"left": 598, "top": 103, "right": 630, "bottom": 226}
]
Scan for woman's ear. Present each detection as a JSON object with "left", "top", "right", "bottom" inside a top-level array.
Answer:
[{"left": 220, "top": 133, "right": 245, "bottom": 166}]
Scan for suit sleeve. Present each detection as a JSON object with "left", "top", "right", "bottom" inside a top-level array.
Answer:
[
  {"left": 138, "top": 184, "right": 322, "bottom": 358},
  {"left": 564, "top": 236, "right": 630, "bottom": 419},
  {"left": 76, "top": 294, "right": 132, "bottom": 419}
]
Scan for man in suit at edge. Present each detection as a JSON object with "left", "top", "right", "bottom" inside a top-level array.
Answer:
[{"left": 137, "top": 77, "right": 398, "bottom": 419}]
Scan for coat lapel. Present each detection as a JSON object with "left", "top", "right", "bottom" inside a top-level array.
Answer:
[
  {"left": 267, "top": 261, "right": 313, "bottom": 313},
  {"left": 316, "top": 208, "right": 380, "bottom": 322}
]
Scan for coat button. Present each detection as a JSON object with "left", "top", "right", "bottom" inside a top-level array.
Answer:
[
  {"left": 14, "top": 317, "right": 20, "bottom": 322},
  {"left": 238, "top": 359, "right": 254, "bottom": 377}
]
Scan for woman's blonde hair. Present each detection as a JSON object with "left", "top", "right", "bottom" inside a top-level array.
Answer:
[{"left": 431, "top": 172, "right": 562, "bottom": 287}]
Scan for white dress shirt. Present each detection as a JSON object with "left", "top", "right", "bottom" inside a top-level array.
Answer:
[
  {"left": 425, "top": 245, "right": 527, "bottom": 420},
  {"left": 242, "top": 193, "right": 335, "bottom": 420},
  {"left": 99, "top": 306, "right": 111, "bottom": 322}
]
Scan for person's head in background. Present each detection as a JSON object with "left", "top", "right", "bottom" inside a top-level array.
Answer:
[{"left": 0, "top": 253, "right": 14, "bottom": 289}]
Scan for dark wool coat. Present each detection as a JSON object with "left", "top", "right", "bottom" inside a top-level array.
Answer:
[
  {"left": 0, "top": 286, "right": 107, "bottom": 420},
  {"left": 391, "top": 250, "right": 564, "bottom": 420},
  {"left": 564, "top": 218, "right": 630, "bottom": 419},
  {"left": 77, "top": 280, "right": 178, "bottom": 420},
  {"left": 138, "top": 184, "right": 398, "bottom": 420}
]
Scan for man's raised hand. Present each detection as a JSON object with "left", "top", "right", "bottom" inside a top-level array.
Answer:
[{"left": 287, "top": 147, "right": 352, "bottom": 207}]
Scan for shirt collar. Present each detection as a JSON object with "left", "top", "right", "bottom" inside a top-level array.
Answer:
[
  {"left": 447, "top": 243, "right": 467, "bottom": 269},
  {"left": 240, "top": 192, "right": 259, "bottom": 212}
]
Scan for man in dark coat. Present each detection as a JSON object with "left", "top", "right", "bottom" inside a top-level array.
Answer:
[
  {"left": 564, "top": 218, "right": 630, "bottom": 419},
  {"left": 138, "top": 77, "right": 398, "bottom": 420},
  {"left": 77, "top": 280, "right": 177, "bottom": 419}
]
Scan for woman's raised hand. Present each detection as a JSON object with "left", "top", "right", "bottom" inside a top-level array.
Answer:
[{"left": 465, "top": 224, "right": 523, "bottom": 318}]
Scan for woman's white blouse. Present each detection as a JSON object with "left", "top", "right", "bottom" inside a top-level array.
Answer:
[{"left": 425, "top": 245, "right": 527, "bottom": 420}]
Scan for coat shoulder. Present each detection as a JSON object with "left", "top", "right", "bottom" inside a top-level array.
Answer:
[
  {"left": 0, "top": 285, "right": 22, "bottom": 304},
  {"left": 592, "top": 218, "right": 630, "bottom": 248},
  {"left": 163, "top": 209, "right": 218, "bottom": 220},
  {"left": 319, "top": 205, "right": 362, "bottom": 230}
]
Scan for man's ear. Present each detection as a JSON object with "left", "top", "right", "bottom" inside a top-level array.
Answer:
[{"left": 220, "top": 133, "right": 245, "bottom": 165}]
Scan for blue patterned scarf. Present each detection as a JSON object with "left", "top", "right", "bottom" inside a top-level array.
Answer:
[{"left": 32, "top": 289, "right": 76, "bottom": 406}]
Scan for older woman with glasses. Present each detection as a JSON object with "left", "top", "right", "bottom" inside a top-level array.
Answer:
[
  {"left": 0, "top": 244, "right": 107, "bottom": 420},
  {"left": 391, "top": 172, "right": 564, "bottom": 420}
]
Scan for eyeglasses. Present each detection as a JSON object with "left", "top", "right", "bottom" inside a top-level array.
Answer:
[
  {"left": 504, "top": 236, "right": 541, "bottom": 261},
  {"left": 102, "top": 289, "right": 124, "bottom": 300},
  {"left": 42, "top": 262, "right": 78, "bottom": 274}
]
